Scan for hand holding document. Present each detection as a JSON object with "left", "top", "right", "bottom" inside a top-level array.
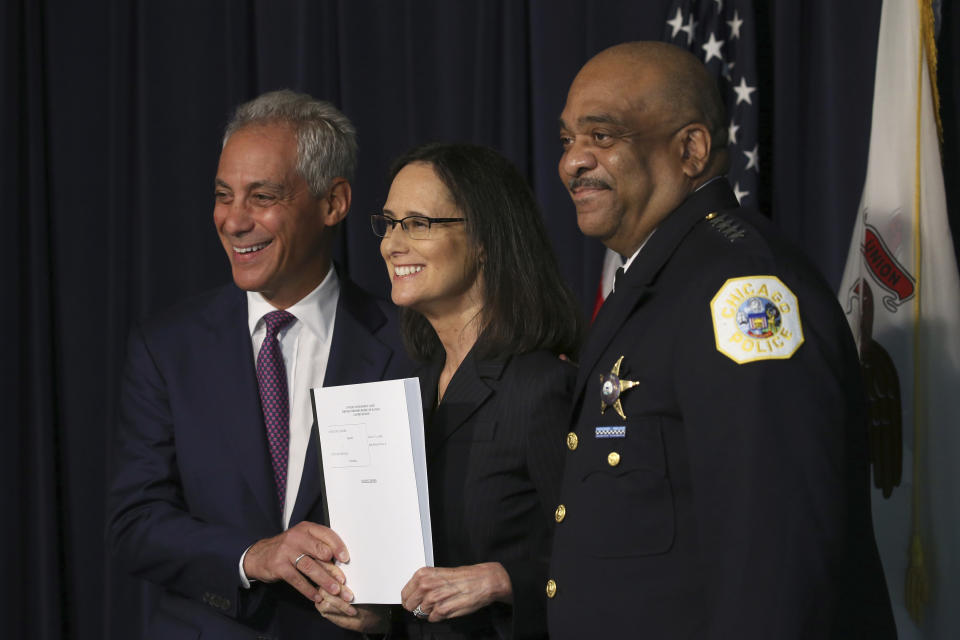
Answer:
[{"left": 311, "top": 378, "right": 433, "bottom": 604}]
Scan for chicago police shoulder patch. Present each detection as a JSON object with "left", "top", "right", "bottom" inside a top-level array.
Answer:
[{"left": 710, "top": 276, "right": 804, "bottom": 364}]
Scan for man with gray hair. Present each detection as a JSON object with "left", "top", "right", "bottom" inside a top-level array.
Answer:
[{"left": 109, "top": 90, "right": 409, "bottom": 638}]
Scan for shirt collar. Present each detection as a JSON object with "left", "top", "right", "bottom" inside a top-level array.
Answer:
[
  {"left": 621, "top": 229, "right": 655, "bottom": 274},
  {"left": 246, "top": 266, "right": 340, "bottom": 340}
]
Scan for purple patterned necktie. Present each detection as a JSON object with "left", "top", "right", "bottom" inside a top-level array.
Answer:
[{"left": 256, "top": 310, "right": 296, "bottom": 508}]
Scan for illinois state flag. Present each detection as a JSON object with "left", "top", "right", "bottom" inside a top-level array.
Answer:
[{"left": 838, "top": 0, "right": 960, "bottom": 637}]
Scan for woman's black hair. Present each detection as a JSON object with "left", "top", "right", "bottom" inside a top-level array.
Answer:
[{"left": 387, "top": 142, "right": 583, "bottom": 361}]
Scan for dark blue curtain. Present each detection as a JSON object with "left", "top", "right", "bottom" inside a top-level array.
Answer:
[{"left": 4, "top": 0, "right": 958, "bottom": 637}]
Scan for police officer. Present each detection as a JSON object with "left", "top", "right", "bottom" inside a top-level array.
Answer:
[{"left": 546, "top": 41, "right": 896, "bottom": 639}]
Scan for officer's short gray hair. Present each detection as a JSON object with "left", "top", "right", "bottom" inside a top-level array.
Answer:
[{"left": 223, "top": 89, "right": 357, "bottom": 198}]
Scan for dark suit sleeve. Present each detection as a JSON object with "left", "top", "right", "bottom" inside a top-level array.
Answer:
[
  {"left": 497, "top": 356, "right": 572, "bottom": 640},
  {"left": 108, "top": 325, "right": 263, "bottom": 619},
  {"left": 674, "top": 270, "right": 863, "bottom": 638}
]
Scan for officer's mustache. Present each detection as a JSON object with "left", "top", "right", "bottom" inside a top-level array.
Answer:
[{"left": 568, "top": 177, "right": 611, "bottom": 191}]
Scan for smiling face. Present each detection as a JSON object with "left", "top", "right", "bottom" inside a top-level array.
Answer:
[
  {"left": 379, "top": 162, "right": 482, "bottom": 322},
  {"left": 213, "top": 124, "right": 344, "bottom": 309},
  {"left": 558, "top": 53, "right": 693, "bottom": 256}
]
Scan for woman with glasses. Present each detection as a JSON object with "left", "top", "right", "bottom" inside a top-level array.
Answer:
[{"left": 318, "top": 143, "right": 581, "bottom": 639}]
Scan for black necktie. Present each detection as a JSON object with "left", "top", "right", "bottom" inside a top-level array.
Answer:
[{"left": 613, "top": 266, "right": 625, "bottom": 292}]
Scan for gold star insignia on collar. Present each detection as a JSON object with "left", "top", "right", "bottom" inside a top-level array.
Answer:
[{"left": 599, "top": 356, "right": 639, "bottom": 420}]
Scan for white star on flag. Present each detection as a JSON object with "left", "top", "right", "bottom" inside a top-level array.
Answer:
[
  {"left": 701, "top": 33, "right": 725, "bottom": 63},
  {"left": 733, "top": 76, "right": 756, "bottom": 105},
  {"left": 681, "top": 14, "right": 698, "bottom": 40},
  {"left": 666, "top": 8, "right": 685, "bottom": 39},
  {"left": 728, "top": 120, "right": 740, "bottom": 145},
  {"left": 721, "top": 60, "right": 736, "bottom": 81},
  {"left": 733, "top": 182, "right": 750, "bottom": 203},
  {"left": 727, "top": 10, "right": 744, "bottom": 39},
  {"left": 744, "top": 144, "right": 759, "bottom": 171}
]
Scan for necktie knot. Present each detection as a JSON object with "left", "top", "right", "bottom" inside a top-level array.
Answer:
[{"left": 262, "top": 310, "right": 296, "bottom": 337}]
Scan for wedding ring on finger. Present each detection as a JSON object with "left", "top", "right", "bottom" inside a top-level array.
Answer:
[
  {"left": 294, "top": 553, "right": 308, "bottom": 570},
  {"left": 413, "top": 605, "right": 428, "bottom": 619}
]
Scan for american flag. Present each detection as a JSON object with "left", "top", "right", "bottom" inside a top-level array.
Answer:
[{"left": 664, "top": 0, "right": 758, "bottom": 206}]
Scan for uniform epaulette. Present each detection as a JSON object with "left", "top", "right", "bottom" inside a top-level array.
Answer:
[{"left": 704, "top": 212, "right": 746, "bottom": 242}]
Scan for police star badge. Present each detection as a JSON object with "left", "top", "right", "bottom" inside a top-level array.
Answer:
[{"left": 600, "top": 356, "right": 639, "bottom": 420}]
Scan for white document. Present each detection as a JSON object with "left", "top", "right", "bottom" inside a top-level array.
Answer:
[{"left": 311, "top": 378, "right": 433, "bottom": 604}]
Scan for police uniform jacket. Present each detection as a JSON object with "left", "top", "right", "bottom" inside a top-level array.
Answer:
[{"left": 546, "top": 179, "right": 896, "bottom": 639}]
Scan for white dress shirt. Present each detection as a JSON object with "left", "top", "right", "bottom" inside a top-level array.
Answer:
[{"left": 239, "top": 266, "right": 340, "bottom": 585}]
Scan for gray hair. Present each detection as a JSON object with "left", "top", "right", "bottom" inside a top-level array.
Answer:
[{"left": 223, "top": 89, "right": 358, "bottom": 198}]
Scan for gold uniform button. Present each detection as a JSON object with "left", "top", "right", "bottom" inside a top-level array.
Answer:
[
  {"left": 607, "top": 451, "right": 621, "bottom": 466},
  {"left": 546, "top": 579, "right": 557, "bottom": 598},
  {"left": 555, "top": 504, "right": 566, "bottom": 522},
  {"left": 566, "top": 432, "right": 578, "bottom": 450}
]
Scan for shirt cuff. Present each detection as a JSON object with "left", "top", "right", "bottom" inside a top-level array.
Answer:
[{"left": 239, "top": 545, "right": 256, "bottom": 589}]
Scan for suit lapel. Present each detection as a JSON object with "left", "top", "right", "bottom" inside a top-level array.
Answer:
[
  {"left": 291, "top": 275, "right": 395, "bottom": 525},
  {"left": 321, "top": 276, "right": 393, "bottom": 387},
  {"left": 426, "top": 351, "right": 506, "bottom": 459},
  {"left": 574, "top": 179, "right": 740, "bottom": 403},
  {"left": 417, "top": 358, "right": 443, "bottom": 430},
  {"left": 203, "top": 286, "right": 281, "bottom": 526}
]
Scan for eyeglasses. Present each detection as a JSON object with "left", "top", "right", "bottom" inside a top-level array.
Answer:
[{"left": 370, "top": 213, "right": 465, "bottom": 240}]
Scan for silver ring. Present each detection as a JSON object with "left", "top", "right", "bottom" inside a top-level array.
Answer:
[
  {"left": 294, "top": 553, "right": 307, "bottom": 569},
  {"left": 413, "top": 605, "right": 428, "bottom": 619}
]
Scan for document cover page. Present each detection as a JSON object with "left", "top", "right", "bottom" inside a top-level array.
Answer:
[{"left": 311, "top": 378, "right": 433, "bottom": 603}]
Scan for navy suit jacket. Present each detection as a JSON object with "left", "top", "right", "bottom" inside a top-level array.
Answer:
[{"left": 109, "top": 274, "right": 413, "bottom": 639}]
